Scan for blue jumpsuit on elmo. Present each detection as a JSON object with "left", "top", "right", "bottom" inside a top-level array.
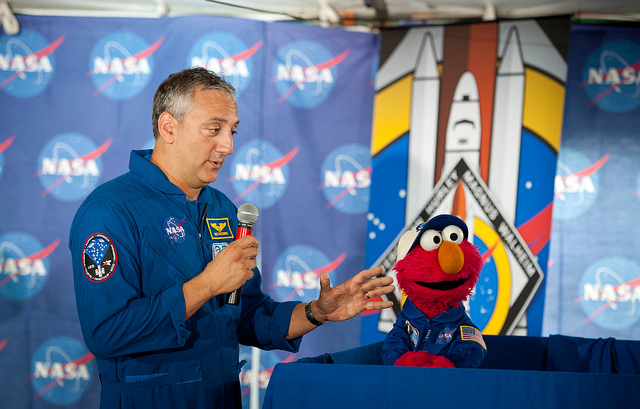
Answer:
[
  {"left": 69, "top": 150, "right": 301, "bottom": 408},
  {"left": 381, "top": 299, "right": 486, "bottom": 368}
]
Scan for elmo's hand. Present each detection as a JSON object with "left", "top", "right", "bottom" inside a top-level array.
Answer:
[{"left": 394, "top": 351, "right": 456, "bottom": 368}]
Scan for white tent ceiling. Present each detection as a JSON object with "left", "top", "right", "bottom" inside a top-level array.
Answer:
[{"left": 4, "top": 0, "right": 640, "bottom": 29}]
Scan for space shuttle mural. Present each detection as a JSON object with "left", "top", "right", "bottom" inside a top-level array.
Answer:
[{"left": 364, "top": 18, "right": 569, "bottom": 338}]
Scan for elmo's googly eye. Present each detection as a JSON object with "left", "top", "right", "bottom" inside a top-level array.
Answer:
[
  {"left": 442, "top": 225, "right": 464, "bottom": 245},
  {"left": 419, "top": 230, "right": 442, "bottom": 251}
]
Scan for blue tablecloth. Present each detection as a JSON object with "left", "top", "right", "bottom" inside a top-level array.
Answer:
[
  {"left": 263, "top": 335, "right": 640, "bottom": 408},
  {"left": 263, "top": 363, "right": 639, "bottom": 409}
]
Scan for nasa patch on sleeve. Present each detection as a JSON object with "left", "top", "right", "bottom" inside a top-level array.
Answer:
[{"left": 82, "top": 233, "right": 117, "bottom": 282}]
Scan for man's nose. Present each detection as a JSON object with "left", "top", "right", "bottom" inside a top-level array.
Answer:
[{"left": 217, "top": 131, "right": 233, "bottom": 154}]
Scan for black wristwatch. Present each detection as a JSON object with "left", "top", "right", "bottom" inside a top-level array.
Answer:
[{"left": 305, "top": 301, "right": 325, "bottom": 326}]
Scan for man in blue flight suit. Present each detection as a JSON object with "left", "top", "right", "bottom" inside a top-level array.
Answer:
[{"left": 69, "top": 67, "right": 395, "bottom": 409}]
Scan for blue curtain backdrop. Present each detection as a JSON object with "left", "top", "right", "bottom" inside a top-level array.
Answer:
[
  {"left": 543, "top": 23, "right": 640, "bottom": 341},
  {"left": 0, "top": 14, "right": 378, "bottom": 408}
]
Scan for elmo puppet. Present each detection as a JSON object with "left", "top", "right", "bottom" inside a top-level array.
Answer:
[{"left": 381, "top": 214, "right": 487, "bottom": 368}]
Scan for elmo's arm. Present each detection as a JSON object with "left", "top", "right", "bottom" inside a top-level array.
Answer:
[
  {"left": 381, "top": 313, "right": 412, "bottom": 365},
  {"left": 446, "top": 328, "right": 487, "bottom": 368}
]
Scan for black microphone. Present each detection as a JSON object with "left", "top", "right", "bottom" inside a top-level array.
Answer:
[{"left": 226, "top": 203, "right": 259, "bottom": 305}]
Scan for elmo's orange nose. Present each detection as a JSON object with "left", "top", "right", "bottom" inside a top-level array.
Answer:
[{"left": 438, "top": 241, "right": 464, "bottom": 274}]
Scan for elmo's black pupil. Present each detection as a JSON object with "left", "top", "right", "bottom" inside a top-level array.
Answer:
[
  {"left": 434, "top": 236, "right": 441, "bottom": 244},
  {"left": 450, "top": 233, "right": 458, "bottom": 241}
]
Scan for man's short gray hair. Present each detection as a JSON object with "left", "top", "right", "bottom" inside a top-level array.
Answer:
[{"left": 152, "top": 67, "right": 236, "bottom": 139}]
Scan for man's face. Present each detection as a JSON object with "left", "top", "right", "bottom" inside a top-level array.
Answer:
[{"left": 172, "top": 87, "right": 239, "bottom": 190}]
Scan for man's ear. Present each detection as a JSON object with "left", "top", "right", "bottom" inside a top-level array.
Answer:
[{"left": 158, "top": 112, "right": 177, "bottom": 144}]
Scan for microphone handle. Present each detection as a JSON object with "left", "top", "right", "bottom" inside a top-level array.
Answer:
[
  {"left": 226, "top": 286, "right": 243, "bottom": 306},
  {"left": 226, "top": 222, "right": 254, "bottom": 306}
]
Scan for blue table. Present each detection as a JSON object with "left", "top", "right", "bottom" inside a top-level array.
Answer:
[
  {"left": 263, "top": 363, "right": 638, "bottom": 409},
  {"left": 263, "top": 335, "right": 640, "bottom": 409}
]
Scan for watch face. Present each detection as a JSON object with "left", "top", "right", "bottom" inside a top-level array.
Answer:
[{"left": 82, "top": 233, "right": 117, "bottom": 282}]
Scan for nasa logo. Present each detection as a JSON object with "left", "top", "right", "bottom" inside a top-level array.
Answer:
[
  {"left": 582, "top": 40, "right": 640, "bottom": 113},
  {"left": 0, "top": 134, "right": 14, "bottom": 182},
  {"left": 272, "top": 40, "right": 349, "bottom": 108},
  {"left": 88, "top": 31, "right": 162, "bottom": 100},
  {"left": 553, "top": 147, "right": 605, "bottom": 221},
  {"left": 436, "top": 327, "right": 455, "bottom": 344},
  {"left": 320, "top": 143, "right": 371, "bottom": 214},
  {"left": 227, "top": 139, "right": 297, "bottom": 208},
  {"left": 212, "top": 242, "right": 228, "bottom": 258},
  {"left": 82, "top": 233, "right": 117, "bottom": 282},
  {"left": 36, "top": 132, "right": 109, "bottom": 202},
  {"left": 578, "top": 256, "right": 640, "bottom": 330},
  {"left": 0, "top": 29, "right": 63, "bottom": 98},
  {"left": 164, "top": 216, "right": 187, "bottom": 244},
  {"left": 30, "top": 336, "right": 94, "bottom": 405},
  {"left": 0, "top": 232, "right": 58, "bottom": 300},
  {"left": 271, "top": 245, "right": 344, "bottom": 302},
  {"left": 189, "top": 32, "right": 262, "bottom": 96}
]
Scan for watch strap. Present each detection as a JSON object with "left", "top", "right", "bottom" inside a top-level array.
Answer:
[{"left": 304, "top": 301, "right": 325, "bottom": 326}]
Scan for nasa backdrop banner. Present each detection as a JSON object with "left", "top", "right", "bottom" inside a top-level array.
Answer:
[
  {"left": 363, "top": 17, "right": 570, "bottom": 343},
  {"left": 0, "top": 14, "right": 377, "bottom": 408},
  {"left": 542, "top": 24, "right": 640, "bottom": 340}
]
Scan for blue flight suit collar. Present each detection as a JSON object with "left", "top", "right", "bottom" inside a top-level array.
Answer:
[
  {"left": 130, "top": 149, "right": 214, "bottom": 205},
  {"left": 404, "top": 299, "right": 466, "bottom": 323}
]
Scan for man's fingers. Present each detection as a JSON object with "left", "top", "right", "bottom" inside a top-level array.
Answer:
[
  {"left": 364, "top": 300, "right": 394, "bottom": 310},
  {"left": 365, "top": 276, "right": 393, "bottom": 288},
  {"left": 364, "top": 284, "right": 396, "bottom": 301},
  {"left": 362, "top": 276, "right": 394, "bottom": 296},
  {"left": 319, "top": 272, "right": 331, "bottom": 290},
  {"left": 356, "top": 266, "right": 384, "bottom": 283},
  {"left": 234, "top": 235, "right": 259, "bottom": 248}
]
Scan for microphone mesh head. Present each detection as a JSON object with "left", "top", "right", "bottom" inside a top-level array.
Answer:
[{"left": 237, "top": 203, "right": 259, "bottom": 225}]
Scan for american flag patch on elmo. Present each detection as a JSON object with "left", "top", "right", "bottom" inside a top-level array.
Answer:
[{"left": 460, "top": 326, "right": 486, "bottom": 349}]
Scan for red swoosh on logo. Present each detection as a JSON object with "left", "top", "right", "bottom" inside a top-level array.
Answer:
[
  {"left": 37, "top": 138, "right": 112, "bottom": 197},
  {"left": 309, "top": 49, "right": 350, "bottom": 72},
  {"left": 275, "top": 252, "right": 347, "bottom": 302},
  {"left": 0, "top": 135, "right": 15, "bottom": 154},
  {"left": 0, "top": 35, "right": 65, "bottom": 90},
  {"left": 274, "top": 49, "right": 350, "bottom": 103},
  {"left": 560, "top": 153, "right": 609, "bottom": 182},
  {"left": 229, "top": 39, "right": 263, "bottom": 62},
  {"left": 0, "top": 239, "right": 60, "bottom": 289},
  {"left": 229, "top": 146, "right": 299, "bottom": 203},
  {"left": 89, "top": 37, "right": 165, "bottom": 96}
]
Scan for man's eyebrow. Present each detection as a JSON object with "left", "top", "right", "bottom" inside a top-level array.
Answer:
[{"left": 206, "top": 117, "right": 239, "bottom": 125}]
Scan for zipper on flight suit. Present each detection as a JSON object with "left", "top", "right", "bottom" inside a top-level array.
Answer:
[{"left": 198, "top": 203, "right": 209, "bottom": 244}]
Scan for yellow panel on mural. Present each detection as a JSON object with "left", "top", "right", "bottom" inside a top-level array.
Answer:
[
  {"left": 371, "top": 74, "right": 412, "bottom": 156},
  {"left": 523, "top": 69, "right": 565, "bottom": 153}
]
